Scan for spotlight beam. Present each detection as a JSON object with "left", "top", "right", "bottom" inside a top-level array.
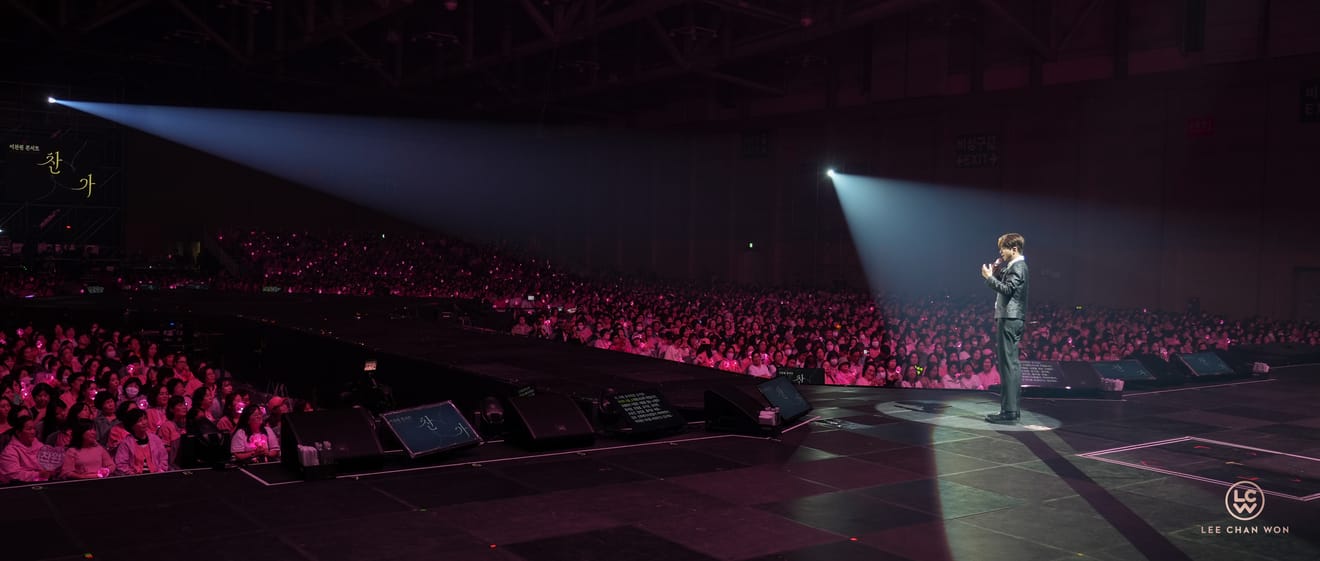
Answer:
[{"left": 51, "top": 98, "right": 642, "bottom": 246}]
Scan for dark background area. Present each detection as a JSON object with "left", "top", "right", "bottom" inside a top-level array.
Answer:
[{"left": 3, "top": 0, "right": 1320, "bottom": 319}]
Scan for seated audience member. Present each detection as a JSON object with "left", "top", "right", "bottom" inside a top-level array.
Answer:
[
  {"left": 158, "top": 396, "right": 188, "bottom": 469},
  {"left": 103, "top": 401, "right": 139, "bottom": 450},
  {"left": 231, "top": 388, "right": 254, "bottom": 410},
  {"left": 744, "top": 353, "right": 774, "bottom": 379},
  {"left": 77, "top": 378, "right": 100, "bottom": 411},
  {"left": 953, "top": 363, "right": 982, "bottom": 390},
  {"left": 29, "top": 383, "right": 53, "bottom": 424},
  {"left": 185, "top": 403, "right": 219, "bottom": 436},
  {"left": 826, "top": 361, "right": 858, "bottom": 385},
  {"left": 230, "top": 406, "right": 280, "bottom": 463},
  {"left": 113, "top": 409, "right": 169, "bottom": 476},
  {"left": 61, "top": 419, "right": 114, "bottom": 480},
  {"left": 99, "top": 371, "right": 123, "bottom": 404},
  {"left": 934, "top": 358, "right": 951, "bottom": 380},
  {"left": 36, "top": 399, "right": 67, "bottom": 446},
  {"left": 978, "top": 359, "right": 1001, "bottom": 389},
  {"left": 215, "top": 393, "right": 244, "bottom": 434},
  {"left": 0, "top": 398, "right": 11, "bottom": 441},
  {"left": 195, "top": 384, "right": 219, "bottom": 415},
  {"left": 879, "top": 363, "right": 901, "bottom": 386},
  {"left": 0, "top": 408, "right": 23, "bottom": 452},
  {"left": 123, "top": 361, "right": 151, "bottom": 389},
  {"left": 691, "top": 346, "right": 713, "bottom": 368},
  {"left": 177, "top": 357, "right": 202, "bottom": 396},
  {"left": 144, "top": 343, "right": 161, "bottom": 368},
  {"left": 265, "top": 396, "right": 288, "bottom": 439},
  {"left": 898, "top": 365, "right": 923, "bottom": 389},
  {"left": 144, "top": 384, "right": 171, "bottom": 432},
  {"left": 47, "top": 402, "right": 92, "bottom": 447},
  {"left": 1, "top": 416, "right": 52, "bottom": 483},
  {"left": 921, "top": 368, "right": 946, "bottom": 389},
  {"left": 120, "top": 377, "right": 145, "bottom": 409},
  {"left": 1, "top": 374, "right": 27, "bottom": 406},
  {"left": 940, "top": 364, "right": 964, "bottom": 388},
  {"left": 92, "top": 391, "right": 118, "bottom": 442},
  {"left": 165, "top": 378, "right": 186, "bottom": 401},
  {"left": 854, "top": 365, "right": 882, "bottom": 387},
  {"left": 192, "top": 368, "right": 220, "bottom": 420},
  {"left": 662, "top": 336, "right": 687, "bottom": 362},
  {"left": 216, "top": 377, "right": 236, "bottom": 411}
]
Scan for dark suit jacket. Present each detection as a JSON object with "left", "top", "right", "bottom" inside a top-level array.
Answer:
[{"left": 987, "top": 258, "right": 1029, "bottom": 319}]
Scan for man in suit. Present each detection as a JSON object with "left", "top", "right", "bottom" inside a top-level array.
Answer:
[{"left": 981, "top": 233, "right": 1029, "bottom": 424}]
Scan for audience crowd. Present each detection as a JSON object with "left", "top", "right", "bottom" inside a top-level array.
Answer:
[
  {"left": 213, "top": 230, "right": 1319, "bottom": 389},
  {"left": 0, "top": 321, "right": 294, "bottom": 485},
  {"left": 3, "top": 228, "right": 1318, "bottom": 485}
]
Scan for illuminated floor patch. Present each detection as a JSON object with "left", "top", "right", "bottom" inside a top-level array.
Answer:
[
  {"left": 1078, "top": 437, "right": 1320, "bottom": 501},
  {"left": 872, "top": 399, "right": 1061, "bottom": 432}
]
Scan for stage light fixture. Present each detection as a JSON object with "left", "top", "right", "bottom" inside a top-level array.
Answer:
[
  {"left": 47, "top": 97, "right": 56, "bottom": 104},
  {"left": 826, "top": 168, "right": 836, "bottom": 177}
]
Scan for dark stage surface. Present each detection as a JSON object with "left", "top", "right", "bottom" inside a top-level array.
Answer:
[{"left": 7, "top": 366, "right": 1320, "bottom": 561}]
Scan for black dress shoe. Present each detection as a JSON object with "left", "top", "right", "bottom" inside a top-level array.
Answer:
[{"left": 984, "top": 412, "right": 1020, "bottom": 424}]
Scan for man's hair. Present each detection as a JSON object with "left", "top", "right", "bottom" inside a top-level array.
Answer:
[{"left": 998, "top": 233, "right": 1025, "bottom": 252}]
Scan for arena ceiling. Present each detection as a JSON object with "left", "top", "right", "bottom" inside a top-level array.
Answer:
[{"left": 3, "top": 0, "right": 1112, "bottom": 123}]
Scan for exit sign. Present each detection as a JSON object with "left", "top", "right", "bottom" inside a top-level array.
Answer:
[
  {"left": 1186, "top": 115, "right": 1214, "bottom": 137},
  {"left": 1302, "top": 80, "right": 1320, "bottom": 123}
]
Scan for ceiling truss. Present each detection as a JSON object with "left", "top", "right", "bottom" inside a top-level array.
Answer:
[{"left": 2, "top": 0, "right": 1207, "bottom": 121}]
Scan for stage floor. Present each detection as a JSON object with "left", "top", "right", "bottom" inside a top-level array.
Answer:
[{"left": 6, "top": 367, "right": 1320, "bottom": 561}]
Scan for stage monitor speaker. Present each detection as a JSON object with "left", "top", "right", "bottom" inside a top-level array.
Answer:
[
  {"left": 756, "top": 376, "right": 813, "bottom": 423},
  {"left": 704, "top": 385, "right": 770, "bottom": 435},
  {"left": 380, "top": 401, "right": 482, "bottom": 458},
  {"left": 1131, "top": 354, "right": 1182, "bottom": 386},
  {"left": 1088, "top": 359, "right": 1157, "bottom": 383},
  {"left": 282, "top": 407, "right": 384, "bottom": 473},
  {"left": 1174, "top": 351, "right": 1245, "bottom": 379},
  {"left": 505, "top": 393, "right": 597, "bottom": 449},
  {"left": 605, "top": 390, "right": 687, "bottom": 437}
]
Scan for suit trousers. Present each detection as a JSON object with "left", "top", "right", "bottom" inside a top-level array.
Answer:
[{"left": 996, "top": 318, "right": 1025, "bottom": 414}]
